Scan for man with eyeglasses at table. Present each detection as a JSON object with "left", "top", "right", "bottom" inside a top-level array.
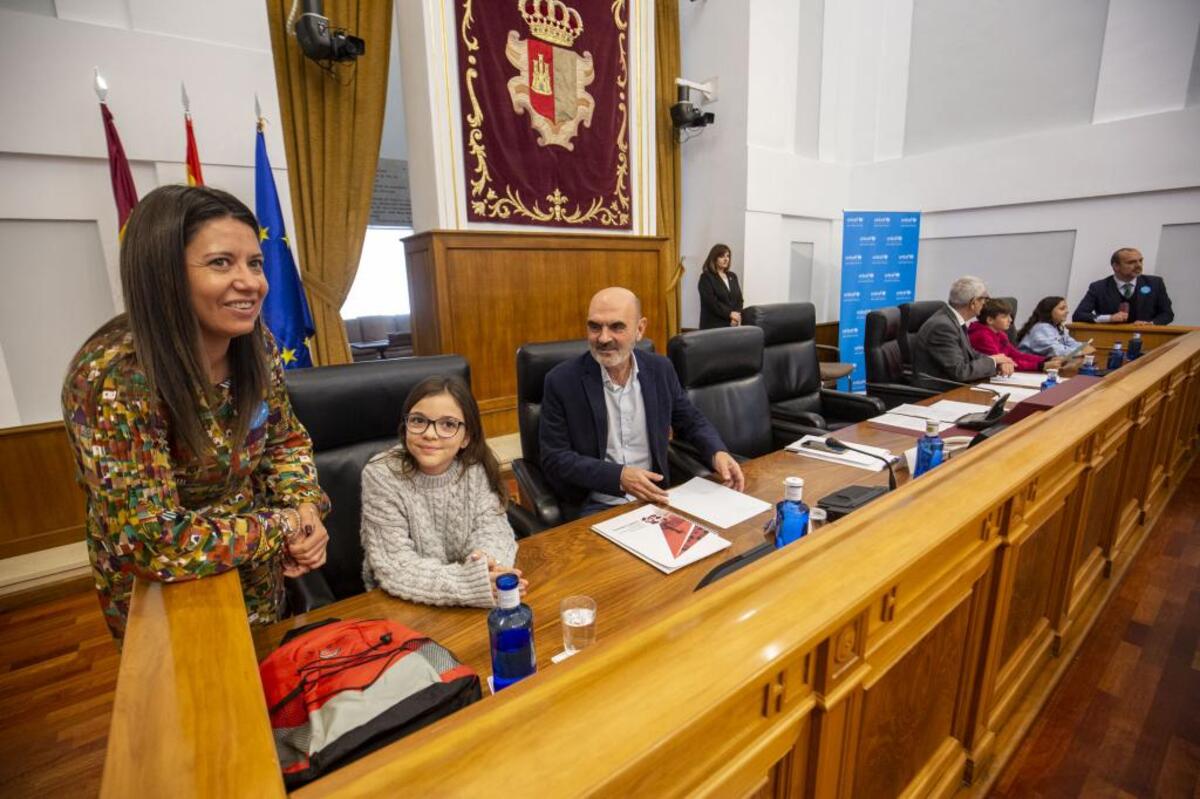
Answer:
[
  {"left": 912, "top": 275, "right": 1016, "bottom": 390},
  {"left": 539, "top": 287, "right": 745, "bottom": 520}
]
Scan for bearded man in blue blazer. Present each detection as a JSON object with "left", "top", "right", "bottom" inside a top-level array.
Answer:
[
  {"left": 1072, "top": 248, "right": 1174, "bottom": 326},
  {"left": 540, "top": 287, "right": 744, "bottom": 519}
]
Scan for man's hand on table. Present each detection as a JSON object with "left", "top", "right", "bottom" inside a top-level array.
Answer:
[{"left": 712, "top": 451, "right": 745, "bottom": 492}]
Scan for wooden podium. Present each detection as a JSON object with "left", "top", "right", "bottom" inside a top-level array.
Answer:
[
  {"left": 1068, "top": 321, "right": 1198, "bottom": 362},
  {"left": 402, "top": 230, "right": 671, "bottom": 437}
]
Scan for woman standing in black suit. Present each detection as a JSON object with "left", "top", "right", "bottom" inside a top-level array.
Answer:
[{"left": 697, "top": 243, "right": 744, "bottom": 329}]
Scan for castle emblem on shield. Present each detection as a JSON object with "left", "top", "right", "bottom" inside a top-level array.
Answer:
[{"left": 506, "top": 0, "right": 596, "bottom": 150}]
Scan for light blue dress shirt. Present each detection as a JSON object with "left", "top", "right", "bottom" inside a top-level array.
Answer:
[
  {"left": 588, "top": 356, "right": 653, "bottom": 507},
  {"left": 1018, "top": 322, "right": 1083, "bottom": 357}
]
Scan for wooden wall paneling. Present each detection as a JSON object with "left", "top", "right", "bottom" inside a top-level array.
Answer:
[
  {"left": 404, "top": 231, "right": 669, "bottom": 437},
  {"left": 0, "top": 421, "right": 86, "bottom": 559},
  {"left": 853, "top": 597, "right": 974, "bottom": 799}
]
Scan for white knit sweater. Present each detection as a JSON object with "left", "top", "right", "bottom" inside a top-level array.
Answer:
[{"left": 360, "top": 451, "right": 517, "bottom": 608}]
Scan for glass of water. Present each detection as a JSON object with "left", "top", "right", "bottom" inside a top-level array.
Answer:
[{"left": 560, "top": 595, "right": 597, "bottom": 654}]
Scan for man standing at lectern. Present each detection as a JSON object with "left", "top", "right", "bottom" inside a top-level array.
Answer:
[
  {"left": 540, "top": 287, "right": 744, "bottom": 519},
  {"left": 1072, "top": 248, "right": 1174, "bottom": 326}
]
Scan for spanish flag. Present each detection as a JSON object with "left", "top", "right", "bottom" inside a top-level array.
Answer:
[
  {"left": 99, "top": 103, "right": 138, "bottom": 235},
  {"left": 184, "top": 114, "right": 204, "bottom": 186}
]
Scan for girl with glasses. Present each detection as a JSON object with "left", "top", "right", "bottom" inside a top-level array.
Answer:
[{"left": 360, "top": 376, "right": 524, "bottom": 606}]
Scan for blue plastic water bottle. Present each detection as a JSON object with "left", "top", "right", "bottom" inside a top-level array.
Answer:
[
  {"left": 1040, "top": 368, "right": 1059, "bottom": 391},
  {"left": 488, "top": 573, "right": 535, "bottom": 691},
  {"left": 913, "top": 420, "right": 945, "bottom": 477},
  {"left": 772, "top": 477, "right": 811, "bottom": 549},
  {"left": 1106, "top": 342, "right": 1125, "bottom": 371},
  {"left": 1079, "top": 354, "right": 1100, "bottom": 376},
  {"left": 1127, "top": 332, "right": 1143, "bottom": 360}
]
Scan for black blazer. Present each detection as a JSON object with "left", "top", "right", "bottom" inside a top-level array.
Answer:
[
  {"left": 698, "top": 270, "right": 743, "bottom": 329},
  {"left": 1072, "top": 274, "right": 1174, "bottom": 325},
  {"left": 911, "top": 304, "right": 996, "bottom": 387},
  {"left": 539, "top": 349, "right": 727, "bottom": 507}
]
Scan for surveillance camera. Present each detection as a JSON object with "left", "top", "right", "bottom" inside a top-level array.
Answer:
[
  {"left": 293, "top": 0, "right": 364, "bottom": 63},
  {"left": 670, "top": 101, "right": 715, "bottom": 130}
]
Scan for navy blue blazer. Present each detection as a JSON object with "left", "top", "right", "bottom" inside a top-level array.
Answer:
[
  {"left": 1072, "top": 274, "right": 1174, "bottom": 325},
  {"left": 539, "top": 349, "right": 727, "bottom": 506}
]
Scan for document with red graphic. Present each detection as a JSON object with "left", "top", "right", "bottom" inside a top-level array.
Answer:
[{"left": 591, "top": 506, "right": 731, "bottom": 574}]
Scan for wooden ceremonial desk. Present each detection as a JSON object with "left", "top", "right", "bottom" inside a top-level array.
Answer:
[
  {"left": 1068, "top": 321, "right": 1198, "bottom": 363},
  {"left": 100, "top": 334, "right": 1200, "bottom": 799}
]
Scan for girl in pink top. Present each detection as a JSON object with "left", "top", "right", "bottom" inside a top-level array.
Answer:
[{"left": 967, "top": 299, "right": 1061, "bottom": 373}]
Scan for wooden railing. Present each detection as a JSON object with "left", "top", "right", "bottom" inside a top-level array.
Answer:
[{"left": 102, "top": 332, "right": 1200, "bottom": 797}]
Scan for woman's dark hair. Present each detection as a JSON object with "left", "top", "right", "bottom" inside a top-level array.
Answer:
[
  {"left": 701, "top": 244, "right": 732, "bottom": 276},
  {"left": 979, "top": 298, "right": 1013, "bottom": 325},
  {"left": 1016, "top": 296, "right": 1066, "bottom": 343},
  {"left": 386, "top": 376, "right": 508, "bottom": 508},
  {"left": 83, "top": 184, "right": 269, "bottom": 458}
]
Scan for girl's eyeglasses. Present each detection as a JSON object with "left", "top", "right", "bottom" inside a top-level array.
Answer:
[{"left": 404, "top": 413, "right": 466, "bottom": 438}]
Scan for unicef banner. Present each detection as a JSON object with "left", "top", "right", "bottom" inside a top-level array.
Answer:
[{"left": 838, "top": 211, "right": 921, "bottom": 392}]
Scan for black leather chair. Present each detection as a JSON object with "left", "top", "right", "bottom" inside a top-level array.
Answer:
[
  {"left": 667, "top": 327, "right": 800, "bottom": 460},
  {"left": 742, "top": 303, "right": 884, "bottom": 432},
  {"left": 898, "top": 300, "right": 945, "bottom": 376},
  {"left": 864, "top": 306, "right": 938, "bottom": 409},
  {"left": 285, "top": 355, "right": 538, "bottom": 609},
  {"left": 513, "top": 338, "right": 654, "bottom": 531}
]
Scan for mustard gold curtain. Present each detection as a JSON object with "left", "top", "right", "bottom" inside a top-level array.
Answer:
[
  {"left": 265, "top": 1, "right": 392, "bottom": 365},
  {"left": 655, "top": 0, "right": 683, "bottom": 338}
]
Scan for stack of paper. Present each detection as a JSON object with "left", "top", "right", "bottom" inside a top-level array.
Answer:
[
  {"left": 985, "top": 384, "right": 1040, "bottom": 404},
  {"left": 667, "top": 477, "right": 772, "bottom": 529},
  {"left": 869, "top": 413, "right": 955, "bottom": 434},
  {"left": 890, "top": 401, "right": 986, "bottom": 425},
  {"left": 591, "top": 506, "right": 731, "bottom": 574},
  {"left": 785, "top": 435, "right": 893, "bottom": 472},
  {"left": 991, "top": 372, "right": 1068, "bottom": 388}
]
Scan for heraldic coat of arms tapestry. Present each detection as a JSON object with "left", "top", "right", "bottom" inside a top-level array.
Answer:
[{"left": 456, "top": 0, "right": 631, "bottom": 229}]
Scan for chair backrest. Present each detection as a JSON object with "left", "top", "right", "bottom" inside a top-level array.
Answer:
[
  {"left": 865, "top": 306, "right": 905, "bottom": 383},
  {"left": 899, "top": 301, "right": 945, "bottom": 369},
  {"left": 515, "top": 338, "right": 654, "bottom": 465},
  {"left": 741, "top": 303, "right": 822, "bottom": 414},
  {"left": 286, "top": 355, "right": 471, "bottom": 599},
  {"left": 667, "top": 327, "right": 773, "bottom": 459}
]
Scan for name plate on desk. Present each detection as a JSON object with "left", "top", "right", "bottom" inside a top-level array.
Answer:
[{"left": 1003, "top": 375, "right": 1102, "bottom": 425}]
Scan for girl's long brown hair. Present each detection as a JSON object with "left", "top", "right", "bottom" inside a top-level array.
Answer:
[
  {"left": 385, "top": 376, "right": 508, "bottom": 508},
  {"left": 77, "top": 185, "right": 269, "bottom": 458},
  {"left": 1016, "top": 296, "right": 1067, "bottom": 343}
]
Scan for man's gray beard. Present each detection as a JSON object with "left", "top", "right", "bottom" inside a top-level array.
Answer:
[{"left": 590, "top": 347, "right": 628, "bottom": 370}]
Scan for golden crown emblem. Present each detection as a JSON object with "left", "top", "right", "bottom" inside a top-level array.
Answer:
[{"left": 519, "top": 0, "right": 583, "bottom": 48}]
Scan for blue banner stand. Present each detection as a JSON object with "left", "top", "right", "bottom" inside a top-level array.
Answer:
[{"left": 838, "top": 211, "right": 921, "bottom": 392}]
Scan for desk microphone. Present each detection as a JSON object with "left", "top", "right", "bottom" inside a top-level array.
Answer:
[{"left": 824, "top": 437, "right": 898, "bottom": 491}]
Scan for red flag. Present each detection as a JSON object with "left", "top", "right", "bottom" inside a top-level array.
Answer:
[
  {"left": 185, "top": 115, "right": 204, "bottom": 186},
  {"left": 100, "top": 103, "right": 138, "bottom": 235}
]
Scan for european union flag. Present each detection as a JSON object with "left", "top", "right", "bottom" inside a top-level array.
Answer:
[{"left": 255, "top": 127, "right": 314, "bottom": 369}]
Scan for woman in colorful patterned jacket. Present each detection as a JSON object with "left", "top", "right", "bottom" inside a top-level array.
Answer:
[{"left": 61, "top": 185, "right": 329, "bottom": 642}]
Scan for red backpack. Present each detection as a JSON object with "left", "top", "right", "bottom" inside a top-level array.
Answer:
[{"left": 259, "top": 618, "right": 482, "bottom": 789}]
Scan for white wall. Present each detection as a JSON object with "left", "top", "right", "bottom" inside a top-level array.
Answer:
[
  {"left": 0, "top": 2, "right": 294, "bottom": 426},
  {"left": 677, "top": 0, "right": 1200, "bottom": 331}
]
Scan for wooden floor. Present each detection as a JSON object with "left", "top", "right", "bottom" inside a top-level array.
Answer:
[
  {"left": 990, "top": 461, "right": 1200, "bottom": 798},
  {"left": 0, "top": 467, "right": 1195, "bottom": 798}
]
